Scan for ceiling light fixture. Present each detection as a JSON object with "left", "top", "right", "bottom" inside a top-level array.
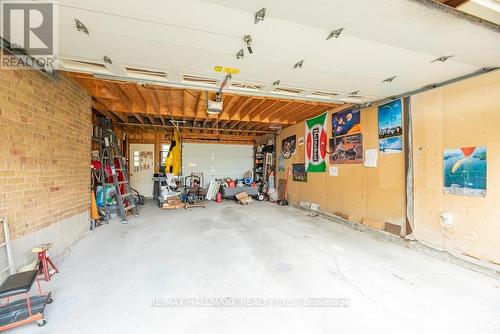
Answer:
[
  {"left": 431, "top": 55, "right": 454, "bottom": 63},
  {"left": 273, "top": 80, "right": 280, "bottom": 86},
  {"left": 254, "top": 8, "right": 266, "bottom": 24},
  {"left": 294, "top": 59, "right": 304, "bottom": 69},
  {"left": 236, "top": 49, "right": 244, "bottom": 60},
  {"left": 326, "top": 28, "right": 344, "bottom": 40},
  {"left": 382, "top": 76, "right": 397, "bottom": 83},
  {"left": 244, "top": 35, "right": 253, "bottom": 54},
  {"left": 74, "top": 19, "right": 89, "bottom": 34},
  {"left": 103, "top": 55, "right": 112, "bottom": 65}
]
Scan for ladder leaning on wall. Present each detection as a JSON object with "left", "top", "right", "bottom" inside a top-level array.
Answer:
[
  {"left": 98, "top": 117, "right": 139, "bottom": 224},
  {"left": 0, "top": 218, "right": 14, "bottom": 282}
]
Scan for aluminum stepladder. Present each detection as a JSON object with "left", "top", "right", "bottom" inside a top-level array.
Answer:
[{"left": 99, "top": 117, "right": 138, "bottom": 224}]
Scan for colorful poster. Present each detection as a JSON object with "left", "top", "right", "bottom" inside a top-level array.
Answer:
[
  {"left": 305, "top": 112, "right": 328, "bottom": 172},
  {"left": 378, "top": 100, "right": 403, "bottom": 153},
  {"left": 292, "top": 163, "right": 307, "bottom": 182},
  {"left": 329, "top": 134, "right": 363, "bottom": 164},
  {"left": 332, "top": 109, "right": 361, "bottom": 137},
  {"left": 444, "top": 146, "right": 486, "bottom": 197},
  {"left": 282, "top": 135, "right": 297, "bottom": 157}
]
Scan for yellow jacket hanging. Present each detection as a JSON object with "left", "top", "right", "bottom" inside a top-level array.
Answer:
[{"left": 165, "top": 129, "right": 181, "bottom": 175}]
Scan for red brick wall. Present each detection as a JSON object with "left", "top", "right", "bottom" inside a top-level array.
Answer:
[{"left": 0, "top": 70, "right": 92, "bottom": 239}]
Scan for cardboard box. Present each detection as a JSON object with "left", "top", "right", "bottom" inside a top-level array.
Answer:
[{"left": 235, "top": 192, "right": 253, "bottom": 205}]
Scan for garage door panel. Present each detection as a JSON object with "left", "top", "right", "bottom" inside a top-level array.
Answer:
[{"left": 182, "top": 143, "right": 253, "bottom": 187}]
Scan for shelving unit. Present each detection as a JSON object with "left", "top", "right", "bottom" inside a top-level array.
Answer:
[
  {"left": 254, "top": 145, "right": 265, "bottom": 188},
  {"left": 254, "top": 143, "right": 275, "bottom": 192}
]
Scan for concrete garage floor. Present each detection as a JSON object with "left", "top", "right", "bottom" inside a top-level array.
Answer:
[{"left": 11, "top": 202, "right": 500, "bottom": 334}]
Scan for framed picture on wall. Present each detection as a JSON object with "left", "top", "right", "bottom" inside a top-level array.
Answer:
[
  {"left": 292, "top": 163, "right": 307, "bottom": 182},
  {"left": 332, "top": 109, "right": 361, "bottom": 137},
  {"left": 329, "top": 134, "right": 363, "bottom": 164},
  {"left": 443, "top": 146, "right": 486, "bottom": 197},
  {"left": 378, "top": 100, "right": 403, "bottom": 154}
]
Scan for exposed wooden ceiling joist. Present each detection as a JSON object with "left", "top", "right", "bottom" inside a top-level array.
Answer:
[{"left": 68, "top": 72, "right": 344, "bottom": 135}]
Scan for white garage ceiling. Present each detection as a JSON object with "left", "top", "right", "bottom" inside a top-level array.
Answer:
[{"left": 49, "top": 0, "right": 500, "bottom": 103}]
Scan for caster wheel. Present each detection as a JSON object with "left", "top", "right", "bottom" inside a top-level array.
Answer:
[
  {"left": 257, "top": 194, "right": 265, "bottom": 201},
  {"left": 37, "top": 319, "right": 47, "bottom": 327},
  {"left": 47, "top": 297, "right": 53, "bottom": 304}
]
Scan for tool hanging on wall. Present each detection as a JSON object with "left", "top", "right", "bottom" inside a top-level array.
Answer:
[{"left": 98, "top": 117, "right": 138, "bottom": 224}]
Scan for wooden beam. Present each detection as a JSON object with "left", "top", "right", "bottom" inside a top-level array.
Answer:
[
  {"left": 113, "top": 122, "right": 275, "bottom": 134},
  {"left": 182, "top": 90, "right": 187, "bottom": 122},
  {"left": 249, "top": 100, "right": 281, "bottom": 121},
  {"left": 152, "top": 90, "right": 166, "bottom": 125},
  {"left": 290, "top": 103, "right": 352, "bottom": 124},
  {"left": 194, "top": 91, "right": 205, "bottom": 121},
  {"left": 265, "top": 101, "right": 294, "bottom": 121},
  {"left": 148, "top": 90, "right": 160, "bottom": 113},
  {"left": 237, "top": 97, "right": 258, "bottom": 119},
  {"left": 97, "top": 98, "right": 128, "bottom": 122},
  {"left": 278, "top": 103, "right": 312, "bottom": 122},
  {"left": 132, "top": 113, "right": 145, "bottom": 124},
  {"left": 126, "top": 84, "right": 146, "bottom": 109},
  {"left": 244, "top": 99, "right": 268, "bottom": 118},
  {"left": 105, "top": 83, "right": 132, "bottom": 110},
  {"left": 92, "top": 102, "right": 120, "bottom": 122},
  {"left": 220, "top": 95, "right": 239, "bottom": 120},
  {"left": 288, "top": 105, "right": 327, "bottom": 123},
  {"left": 213, "top": 95, "right": 233, "bottom": 128}
]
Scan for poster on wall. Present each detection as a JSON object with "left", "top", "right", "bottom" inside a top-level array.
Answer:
[
  {"left": 329, "top": 134, "right": 363, "bottom": 164},
  {"left": 332, "top": 109, "right": 361, "bottom": 137},
  {"left": 305, "top": 112, "right": 328, "bottom": 172},
  {"left": 444, "top": 146, "right": 487, "bottom": 197},
  {"left": 378, "top": 100, "right": 403, "bottom": 153},
  {"left": 140, "top": 151, "right": 153, "bottom": 171},
  {"left": 133, "top": 151, "right": 153, "bottom": 172},
  {"left": 278, "top": 154, "right": 285, "bottom": 172},
  {"left": 292, "top": 163, "right": 307, "bottom": 182},
  {"left": 282, "top": 135, "right": 297, "bottom": 157}
]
